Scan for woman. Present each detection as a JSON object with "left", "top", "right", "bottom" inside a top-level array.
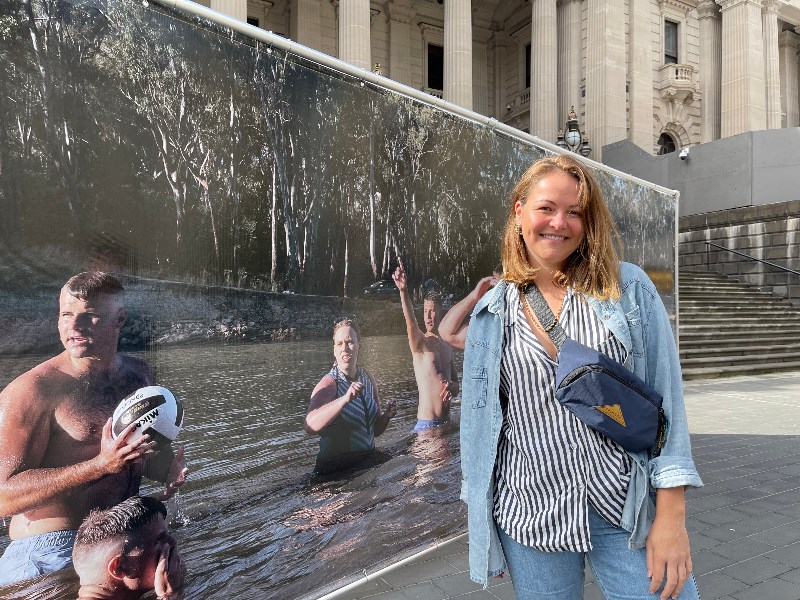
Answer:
[
  {"left": 305, "top": 319, "right": 396, "bottom": 473},
  {"left": 458, "top": 155, "right": 702, "bottom": 599}
]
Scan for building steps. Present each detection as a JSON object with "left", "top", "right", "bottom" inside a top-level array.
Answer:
[{"left": 679, "top": 270, "right": 800, "bottom": 379}]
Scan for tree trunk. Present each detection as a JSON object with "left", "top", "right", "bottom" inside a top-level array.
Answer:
[{"left": 270, "top": 165, "right": 278, "bottom": 289}]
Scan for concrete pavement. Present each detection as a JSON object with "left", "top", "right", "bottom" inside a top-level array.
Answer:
[{"left": 332, "top": 370, "right": 800, "bottom": 600}]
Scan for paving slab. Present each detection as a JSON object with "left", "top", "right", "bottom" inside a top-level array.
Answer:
[{"left": 329, "top": 371, "right": 800, "bottom": 600}]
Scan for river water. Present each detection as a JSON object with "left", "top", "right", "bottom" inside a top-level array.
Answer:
[{"left": 0, "top": 336, "right": 466, "bottom": 599}]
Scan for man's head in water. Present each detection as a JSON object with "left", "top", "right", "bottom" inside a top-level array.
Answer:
[
  {"left": 59, "top": 272, "right": 127, "bottom": 361},
  {"left": 422, "top": 295, "right": 442, "bottom": 334},
  {"left": 72, "top": 496, "right": 184, "bottom": 598}
]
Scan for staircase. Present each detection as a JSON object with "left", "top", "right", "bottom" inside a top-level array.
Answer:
[{"left": 679, "top": 270, "right": 800, "bottom": 380}]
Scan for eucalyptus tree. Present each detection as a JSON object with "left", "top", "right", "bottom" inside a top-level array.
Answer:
[{"left": 3, "top": 0, "right": 110, "bottom": 227}]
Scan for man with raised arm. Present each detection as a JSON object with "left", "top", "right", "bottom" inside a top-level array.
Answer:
[
  {"left": 392, "top": 261, "right": 459, "bottom": 432},
  {"left": 0, "top": 272, "right": 188, "bottom": 587}
]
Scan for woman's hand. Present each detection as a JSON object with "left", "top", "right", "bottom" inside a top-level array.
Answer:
[
  {"left": 345, "top": 381, "right": 364, "bottom": 402},
  {"left": 383, "top": 398, "right": 397, "bottom": 419},
  {"left": 647, "top": 487, "right": 692, "bottom": 600}
]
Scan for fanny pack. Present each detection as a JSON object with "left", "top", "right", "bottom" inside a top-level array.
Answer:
[{"left": 523, "top": 283, "right": 667, "bottom": 455}]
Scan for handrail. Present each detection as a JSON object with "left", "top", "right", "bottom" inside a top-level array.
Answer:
[{"left": 705, "top": 242, "right": 800, "bottom": 277}]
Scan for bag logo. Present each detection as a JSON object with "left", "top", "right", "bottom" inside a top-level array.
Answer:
[{"left": 595, "top": 404, "right": 626, "bottom": 427}]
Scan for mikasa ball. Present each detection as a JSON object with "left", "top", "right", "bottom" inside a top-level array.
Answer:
[{"left": 112, "top": 385, "right": 185, "bottom": 447}]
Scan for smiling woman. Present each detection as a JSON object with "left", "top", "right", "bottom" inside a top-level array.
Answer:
[
  {"left": 514, "top": 169, "right": 584, "bottom": 276},
  {"left": 459, "top": 155, "right": 703, "bottom": 600}
]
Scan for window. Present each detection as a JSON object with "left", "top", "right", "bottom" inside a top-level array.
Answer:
[
  {"left": 525, "top": 43, "right": 531, "bottom": 89},
  {"left": 664, "top": 21, "right": 678, "bottom": 64},
  {"left": 427, "top": 44, "right": 444, "bottom": 91},
  {"left": 658, "top": 133, "right": 676, "bottom": 155},
  {"left": 246, "top": 17, "right": 259, "bottom": 28}
]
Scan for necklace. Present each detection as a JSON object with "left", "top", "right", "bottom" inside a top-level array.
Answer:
[{"left": 520, "top": 287, "right": 566, "bottom": 335}]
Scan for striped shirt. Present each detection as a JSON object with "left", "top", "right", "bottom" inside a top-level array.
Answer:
[
  {"left": 317, "top": 365, "right": 379, "bottom": 463},
  {"left": 493, "top": 284, "right": 632, "bottom": 552}
]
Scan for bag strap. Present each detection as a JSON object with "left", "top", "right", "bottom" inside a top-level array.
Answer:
[{"left": 522, "top": 283, "right": 568, "bottom": 351}]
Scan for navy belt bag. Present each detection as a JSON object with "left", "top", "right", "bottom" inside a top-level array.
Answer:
[{"left": 523, "top": 284, "right": 667, "bottom": 455}]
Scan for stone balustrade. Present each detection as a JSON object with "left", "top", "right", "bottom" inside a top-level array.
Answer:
[
  {"left": 422, "top": 87, "right": 443, "bottom": 99},
  {"left": 658, "top": 63, "right": 697, "bottom": 104},
  {"left": 505, "top": 88, "right": 531, "bottom": 118}
]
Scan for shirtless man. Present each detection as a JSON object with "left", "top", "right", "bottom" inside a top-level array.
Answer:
[
  {"left": 392, "top": 262, "right": 459, "bottom": 432},
  {"left": 72, "top": 496, "right": 185, "bottom": 600},
  {"left": 0, "top": 272, "right": 187, "bottom": 586}
]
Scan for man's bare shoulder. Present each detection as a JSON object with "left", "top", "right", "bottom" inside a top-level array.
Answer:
[
  {"left": 0, "top": 354, "right": 73, "bottom": 408},
  {"left": 117, "top": 354, "right": 154, "bottom": 384},
  {"left": 422, "top": 334, "right": 452, "bottom": 352}
]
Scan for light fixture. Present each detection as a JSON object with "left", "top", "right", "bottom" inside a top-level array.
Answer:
[{"left": 555, "top": 106, "right": 591, "bottom": 157}]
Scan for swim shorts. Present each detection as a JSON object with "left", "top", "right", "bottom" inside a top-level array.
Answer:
[
  {"left": 412, "top": 419, "right": 446, "bottom": 433},
  {"left": 0, "top": 529, "right": 77, "bottom": 586}
]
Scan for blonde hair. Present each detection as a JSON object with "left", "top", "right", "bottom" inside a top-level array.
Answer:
[
  {"left": 501, "top": 155, "right": 622, "bottom": 300},
  {"left": 333, "top": 318, "right": 360, "bottom": 342}
]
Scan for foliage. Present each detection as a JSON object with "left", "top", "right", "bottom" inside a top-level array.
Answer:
[{"left": 0, "top": 0, "right": 669, "bottom": 299}]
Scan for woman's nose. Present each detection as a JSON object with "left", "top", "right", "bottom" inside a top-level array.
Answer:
[{"left": 550, "top": 211, "right": 566, "bottom": 229}]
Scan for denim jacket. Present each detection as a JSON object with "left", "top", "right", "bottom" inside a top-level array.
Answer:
[{"left": 459, "top": 262, "right": 703, "bottom": 586}]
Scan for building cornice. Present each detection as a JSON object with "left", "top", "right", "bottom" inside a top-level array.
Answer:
[
  {"left": 660, "top": 0, "right": 700, "bottom": 17},
  {"left": 715, "top": 0, "right": 763, "bottom": 11},
  {"left": 386, "top": 0, "right": 415, "bottom": 24},
  {"left": 418, "top": 21, "right": 444, "bottom": 43}
]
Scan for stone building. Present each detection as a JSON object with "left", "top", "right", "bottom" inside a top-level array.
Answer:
[{"left": 198, "top": 0, "right": 800, "bottom": 161}]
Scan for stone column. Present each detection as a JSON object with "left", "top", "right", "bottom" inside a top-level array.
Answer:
[
  {"left": 698, "top": 0, "right": 722, "bottom": 142},
  {"left": 210, "top": 0, "right": 247, "bottom": 22},
  {"left": 585, "top": 0, "right": 626, "bottom": 160},
  {"left": 762, "top": 0, "right": 781, "bottom": 129},
  {"left": 339, "top": 0, "right": 371, "bottom": 70},
  {"left": 491, "top": 30, "right": 509, "bottom": 120},
  {"left": 717, "top": 0, "right": 766, "bottom": 137},
  {"left": 290, "top": 0, "right": 321, "bottom": 50},
  {"left": 387, "top": 0, "right": 414, "bottom": 86},
  {"left": 530, "top": 0, "right": 558, "bottom": 141},
  {"left": 779, "top": 30, "right": 800, "bottom": 127},
  {"left": 444, "top": 0, "right": 473, "bottom": 109},
  {"left": 557, "top": 0, "right": 582, "bottom": 127},
  {"left": 628, "top": 0, "right": 653, "bottom": 150},
  {"left": 473, "top": 31, "right": 491, "bottom": 116}
]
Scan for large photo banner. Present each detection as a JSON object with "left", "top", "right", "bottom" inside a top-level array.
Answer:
[{"left": 0, "top": 1, "right": 678, "bottom": 598}]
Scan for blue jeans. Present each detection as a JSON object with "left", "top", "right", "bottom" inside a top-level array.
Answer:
[
  {"left": 0, "top": 530, "right": 77, "bottom": 586},
  {"left": 496, "top": 506, "right": 701, "bottom": 600}
]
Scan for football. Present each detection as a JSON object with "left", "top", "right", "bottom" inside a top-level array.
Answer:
[{"left": 112, "top": 385, "right": 185, "bottom": 447}]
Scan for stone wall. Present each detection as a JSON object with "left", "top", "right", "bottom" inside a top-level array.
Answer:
[{"left": 679, "top": 200, "right": 800, "bottom": 304}]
